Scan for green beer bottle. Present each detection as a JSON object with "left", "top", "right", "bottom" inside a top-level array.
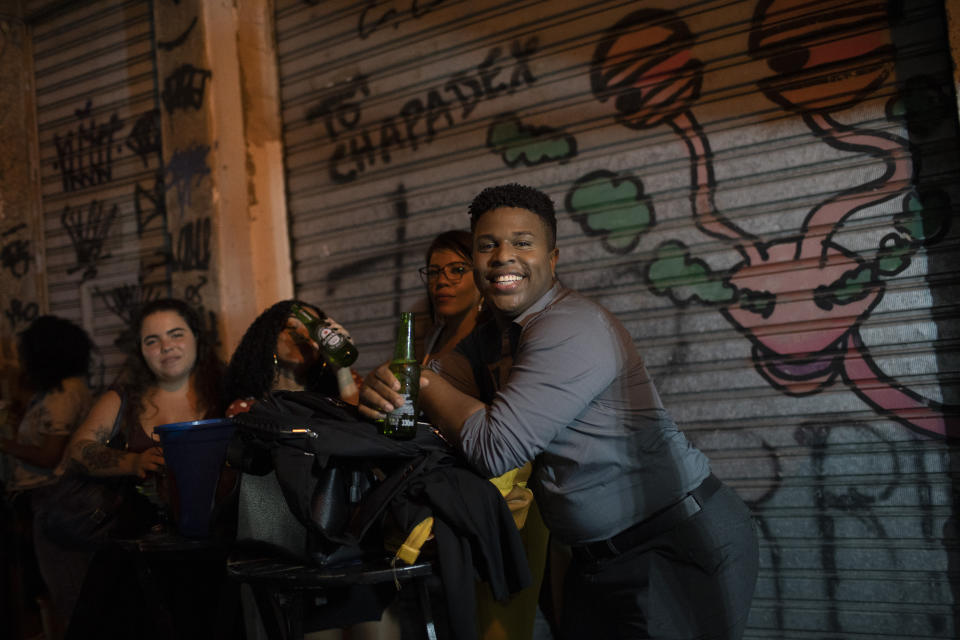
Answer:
[
  {"left": 380, "top": 312, "right": 419, "bottom": 440},
  {"left": 290, "top": 304, "right": 358, "bottom": 368}
]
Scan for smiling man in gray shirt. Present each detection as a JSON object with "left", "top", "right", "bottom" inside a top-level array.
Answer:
[{"left": 361, "top": 183, "right": 758, "bottom": 639}]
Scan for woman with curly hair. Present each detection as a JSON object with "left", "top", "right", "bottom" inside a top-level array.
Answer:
[
  {"left": 225, "top": 299, "right": 359, "bottom": 417},
  {"left": 226, "top": 301, "right": 384, "bottom": 640},
  {"left": 0, "top": 315, "right": 94, "bottom": 638}
]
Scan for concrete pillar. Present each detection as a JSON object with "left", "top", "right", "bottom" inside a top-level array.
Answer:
[
  {"left": 0, "top": 1, "right": 44, "bottom": 391},
  {"left": 152, "top": 0, "right": 292, "bottom": 356}
]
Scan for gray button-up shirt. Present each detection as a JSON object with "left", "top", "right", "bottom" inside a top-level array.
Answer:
[{"left": 431, "top": 282, "right": 710, "bottom": 545}]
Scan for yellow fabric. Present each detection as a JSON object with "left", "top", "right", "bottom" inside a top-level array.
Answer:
[
  {"left": 391, "top": 462, "right": 535, "bottom": 565},
  {"left": 390, "top": 462, "right": 550, "bottom": 640},
  {"left": 502, "top": 485, "right": 534, "bottom": 529},
  {"left": 394, "top": 516, "right": 435, "bottom": 565},
  {"left": 476, "top": 462, "right": 549, "bottom": 640},
  {"left": 476, "top": 496, "right": 549, "bottom": 640},
  {"left": 491, "top": 462, "right": 534, "bottom": 529},
  {"left": 488, "top": 466, "right": 520, "bottom": 494}
]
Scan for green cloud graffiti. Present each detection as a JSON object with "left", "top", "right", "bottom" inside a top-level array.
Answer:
[
  {"left": 565, "top": 170, "right": 654, "bottom": 254},
  {"left": 487, "top": 112, "right": 577, "bottom": 167},
  {"left": 646, "top": 240, "right": 736, "bottom": 306}
]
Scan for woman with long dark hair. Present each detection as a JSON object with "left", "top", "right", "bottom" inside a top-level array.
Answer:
[
  {"left": 226, "top": 300, "right": 388, "bottom": 640},
  {"left": 225, "top": 299, "right": 358, "bottom": 416}
]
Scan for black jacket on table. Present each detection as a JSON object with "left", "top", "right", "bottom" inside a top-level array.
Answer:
[{"left": 232, "top": 390, "right": 531, "bottom": 640}]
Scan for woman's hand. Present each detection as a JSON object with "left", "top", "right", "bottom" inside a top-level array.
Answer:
[
  {"left": 132, "top": 446, "right": 165, "bottom": 480},
  {"left": 336, "top": 368, "right": 360, "bottom": 406}
]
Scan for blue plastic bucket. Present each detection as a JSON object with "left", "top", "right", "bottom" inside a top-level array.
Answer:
[{"left": 155, "top": 419, "right": 235, "bottom": 538}]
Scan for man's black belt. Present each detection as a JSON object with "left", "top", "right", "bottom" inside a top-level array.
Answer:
[{"left": 571, "top": 473, "right": 723, "bottom": 562}]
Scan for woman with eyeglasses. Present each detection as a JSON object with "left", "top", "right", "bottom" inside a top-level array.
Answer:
[
  {"left": 418, "top": 230, "right": 549, "bottom": 640},
  {"left": 419, "top": 230, "right": 483, "bottom": 363}
]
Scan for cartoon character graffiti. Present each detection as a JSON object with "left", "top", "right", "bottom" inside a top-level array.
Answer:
[{"left": 581, "top": 3, "right": 956, "bottom": 438}]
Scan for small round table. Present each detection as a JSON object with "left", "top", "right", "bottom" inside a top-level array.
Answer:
[{"left": 226, "top": 552, "right": 437, "bottom": 640}]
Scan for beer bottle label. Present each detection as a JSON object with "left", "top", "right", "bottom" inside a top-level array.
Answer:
[
  {"left": 386, "top": 393, "right": 415, "bottom": 423},
  {"left": 320, "top": 326, "right": 343, "bottom": 348}
]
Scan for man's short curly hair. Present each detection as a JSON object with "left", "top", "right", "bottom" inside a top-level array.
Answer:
[{"left": 467, "top": 183, "right": 557, "bottom": 249}]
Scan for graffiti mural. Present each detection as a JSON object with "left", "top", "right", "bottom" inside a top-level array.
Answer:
[
  {"left": 165, "top": 144, "right": 211, "bottom": 221},
  {"left": 158, "top": 16, "right": 197, "bottom": 51},
  {"left": 575, "top": 4, "right": 957, "bottom": 439},
  {"left": 95, "top": 279, "right": 167, "bottom": 350},
  {"left": 171, "top": 216, "right": 212, "bottom": 272},
  {"left": 274, "top": 2, "right": 960, "bottom": 638},
  {"left": 161, "top": 63, "right": 212, "bottom": 115},
  {"left": 126, "top": 109, "right": 162, "bottom": 168},
  {"left": 486, "top": 112, "right": 577, "bottom": 167},
  {"left": 309, "top": 38, "right": 539, "bottom": 183},
  {"left": 565, "top": 171, "right": 655, "bottom": 255},
  {"left": 52, "top": 100, "right": 125, "bottom": 193},
  {"left": 95, "top": 281, "right": 162, "bottom": 326},
  {"left": 325, "top": 184, "right": 410, "bottom": 317},
  {"left": 1, "top": 223, "right": 30, "bottom": 278},
  {"left": 4, "top": 298, "right": 39, "bottom": 331},
  {"left": 134, "top": 170, "right": 168, "bottom": 236},
  {"left": 62, "top": 199, "right": 118, "bottom": 282},
  {"left": 358, "top": 0, "right": 448, "bottom": 39}
]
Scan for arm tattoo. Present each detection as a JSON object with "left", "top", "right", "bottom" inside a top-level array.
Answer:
[
  {"left": 79, "top": 442, "right": 126, "bottom": 471},
  {"left": 91, "top": 424, "right": 113, "bottom": 443}
]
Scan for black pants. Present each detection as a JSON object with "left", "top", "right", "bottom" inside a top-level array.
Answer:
[{"left": 561, "top": 483, "right": 759, "bottom": 639}]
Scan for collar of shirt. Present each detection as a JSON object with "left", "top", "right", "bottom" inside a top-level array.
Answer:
[
  {"left": 488, "top": 281, "right": 563, "bottom": 390},
  {"left": 511, "top": 279, "right": 563, "bottom": 330},
  {"left": 449, "top": 281, "right": 566, "bottom": 399}
]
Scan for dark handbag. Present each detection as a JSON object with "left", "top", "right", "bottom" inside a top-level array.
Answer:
[
  {"left": 232, "top": 391, "right": 439, "bottom": 565},
  {"left": 38, "top": 395, "right": 156, "bottom": 550},
  {"left": 231, "top": 395, "right": 378, "bottom": 566},
  {"left": 39, "top": 473, "right": 154, "bottom": 550}
]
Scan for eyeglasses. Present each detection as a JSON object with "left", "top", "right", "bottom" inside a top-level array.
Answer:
[{"left": 418, "top": 262, "right": 472, "bottom": 283}]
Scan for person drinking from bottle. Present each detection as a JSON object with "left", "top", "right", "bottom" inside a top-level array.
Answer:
[
  {"left": 360, "top": 184, "right": 759, "bottom": 640},
  {"left": 224, "top": 299, "right": 360, "bottom": 418},
  {"left": 226, "top": 299, "right": 399, "bottom": 640}
]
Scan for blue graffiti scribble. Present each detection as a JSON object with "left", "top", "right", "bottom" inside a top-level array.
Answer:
[{"left": 166, "top": 145, "right": 211, "bottom": 220}]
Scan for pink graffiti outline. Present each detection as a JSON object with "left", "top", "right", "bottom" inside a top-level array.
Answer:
[{"left": 668, "top": 99, "right": 955, "bottom": 438}]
